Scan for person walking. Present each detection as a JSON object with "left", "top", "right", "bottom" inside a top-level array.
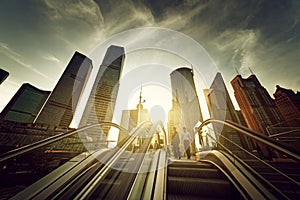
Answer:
[
  {"left": 171, "top": 127, "right": 180, "bottom": 159},
  {"left": 181, "top": 127, "right": 191, "bottom": 159}
]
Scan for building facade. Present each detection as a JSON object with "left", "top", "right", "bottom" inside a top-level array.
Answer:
[
  {"left": 204, "top": 73, "right": 251, "bottom": 152},
  {"left": 0, "top": 83, "right": 50, "bottom": 123},
  {"left": 35, "top": 51, "right": 92, "bottom": 128},
  {"left": 118, "top": 106, "right": 151, "bottom": 143},
  {"left": 167, "top": 98, "right": 182, "bottom": 144},
  {"left": 80, "top": 45, "right": 125, "bottom": 149},
  {"left": 169, "top": 67, "right": 203, "bottom": 153},
  {"left": 0, "top": 68, "right": 9, "bottom": 84},
  {"left": 231, "top": 74, "right": 283, "bottom": 135},
  {"left": 273, "top": 85, "right": 300, "bottom": 127}
]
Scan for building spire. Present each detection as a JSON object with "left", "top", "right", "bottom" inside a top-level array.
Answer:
[
  {"left": 139, "top": 84, "right": 143, "bottom": 105},
  {"left": 191, "top": 64, "right": 194, "bottom": 76},
  {"left": 249, "top": 67, "right": 254, "bottom": 75},
  {"left": 137, "top": 84, "right": 145, "bottom": 109},
  {"left": 137, "top": 84, "right": 145, "bottom": 124},
  {"left": 235, "top": 68, "right": 240, "bottom": 75}
]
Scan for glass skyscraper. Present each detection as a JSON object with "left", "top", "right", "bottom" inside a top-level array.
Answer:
[
  {"left": 204, "top": 72, "right": 251, "bottom": 152},
  {"left": 169, "top": 67, "right": 203, "bottom": 153},
  {"left": 34, "top": 51, "right": 92, "bottom": 128},
  {"left": 0, "top": 83, "right": 50, "bottom": 123},
  {"left": 79, "top": 45, "right": 125, "bottom": 149}
]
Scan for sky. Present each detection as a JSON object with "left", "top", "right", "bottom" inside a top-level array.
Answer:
[{"left": 0, "top": 0, "right": 299, "bottom": 124}]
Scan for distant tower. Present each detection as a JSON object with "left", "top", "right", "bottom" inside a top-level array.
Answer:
[
  {"left": 167, "top": 97, "right": 182, "bottom": 144},
  {"left": 0, "top": 68, "right": 9, "bottom": 84},
  {"left": 273, "top": 85, "right": 300, "bottom": 127},
  {"left": 80, "top": 45, "right": 125, "bottom": 138},
  {"left": 204, "top": 72, "right": 251, "bottom": 151},
  {"left": 231, "top": 74, "right": 283, "bottom": 135},
  {"left": 118, "top": 86, "right": 151, "bottom": 143},
  {"left": 35, "top": 51, "right": 92, "bottom": 128},
  {"left": 0, "top": 83, "right": 50, "bottom": 123},
  {"left": 169, "top": 67, "right": 203, "bottom": 153}
]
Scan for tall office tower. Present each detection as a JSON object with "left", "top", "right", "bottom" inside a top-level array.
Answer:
[
  {"left": 80, "top": 45, "right": 125, "bottom": 145},
  {"left": 0, "top": 68, "right": 9, "bottom": 84},
  {"left": 35, "top": 51, "right": 92, "bottom": 128},
  {"left": 204, "top": 73, "right": 251, "bottom": 151},
  {"left": 0, "top": 83, "right": 50, "bottom": 123},
  {"left": 273, "top": 85, "right": 300, "bottom": 127},
  {"left": 167, "top": 98, "right": 182, "bottom": 144},
  {"left": 231, "top": 74, "right": 283, "bottom": 136},
  {"left": 170, "top": 67, "right": 203, "bottom": 153},
  {"left": 118, "top": 107, "right": 151, "bottom": 143}
]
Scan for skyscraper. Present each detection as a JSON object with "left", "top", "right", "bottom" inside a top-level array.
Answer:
[
  {"left": 35, "top": 51, "right": 92, "bottom": 128},
  {"left": 118, "top": 86, "right": 151, "bottom": 143},
  {"left": 0, "top": 83, "right": 50, "bottom": 123},
  {"left": 0, "top": 68, "right": 9, "bottom": 84},
  {"left": 80, "top": 45, "right": 125, "bottom": 139},
  {"left": 273, "top": 85, "right": 300, "bottom": 127},
  {"left": 167, "top": 98, "right": 182, "bottom": 144},
  {"left": 204, "top": 73, "right": 251, "bottom": 151},
  {"left": 169, "top": 67, "right": 203, "bottom": 153},
  {"left": 231, "top": 74, "right": 283, "bottom": 136}
]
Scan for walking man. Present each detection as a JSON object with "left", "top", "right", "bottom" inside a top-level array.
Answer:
[
  {"left": 171, "top": 127, "right": 180, "bottom": 159},
  {"left": 181, "top": 127, "right": 191, "bottom": 159}
]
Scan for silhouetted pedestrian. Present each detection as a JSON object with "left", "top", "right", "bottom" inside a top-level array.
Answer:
[
  {"left": 181, "top": 127, "right": 191, "bottom": 159},
  {"left": 171, "top": 127, "right": 180, "bottom": 159}
]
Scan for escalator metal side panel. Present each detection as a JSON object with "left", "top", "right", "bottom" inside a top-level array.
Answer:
[
  {"left": 152, "top": 150, "right": 167, "bottom": 200},
  {"left": 10, "top": 149, "right": 109, "bottom": 200},
  {"left": 200, "top": 150, "right": 278, "bottom": 200}
]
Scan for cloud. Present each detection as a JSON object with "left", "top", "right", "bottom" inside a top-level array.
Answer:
[
  {"left": 42, "top": 53, "right": 61, "bottom": 63},
  {"left": 44, "top": 0, "right": 104, "bottom": 28},
  {"left": 41, "top": 0, "right": 105, "bottom": 51},
  {"left": 0, "top": 42, "right": 53, "bottom": 81},
  {"left": 211, "top": 29, "right": 260, "bottom": 74}
]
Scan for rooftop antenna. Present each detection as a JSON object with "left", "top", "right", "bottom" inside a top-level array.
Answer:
[
  {"left": 235, "top": 68, "right": 240, "bottom": 75},
  {"left": 137, "top": 84, "right": 145, "bottom": 124},
  {"left": 191, "top": 64, "right": 194, "bottom": 76},
  {"left": 139, "top": 84, "right": 145, "bottom": 105},
  {"left": 249, "top": 67, "right": 254, "bottom": 75}
]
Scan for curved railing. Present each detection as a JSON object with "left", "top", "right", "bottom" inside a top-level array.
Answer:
[
  {"left": 197, "top": 119, "right": 300, "bottom": 161},
  {"left": 10, "top": 120, "right": 153, "bottom": 199},
  {"left": 197, "top": 118, "right": 300, "bottom": 200},
  {"left": 0, "top": 122, "right": 129, "bottom": 163}
]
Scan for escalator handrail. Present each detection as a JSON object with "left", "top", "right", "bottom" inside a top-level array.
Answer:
[
  {"left": 12, "top": 121, "right": 151, "bottom": 200},
  {"left": 127, "top": 121, "right": 168, "bottom": 200},
  {"left": 0, "top": 122, "right": 129, "bottom": 163},
  {"left": 214, "top": 128, "right": 300, "bottom": 187},
  {"left": 204, "top": 121, "right": 296, "bottom": 199},
  {"left": 10, "top": 149, "right": 109, "bottom": 200},
  {"left": 201, "top": 150, "right": 280, "bottom": 200},
  {"left": 73, "top": 121, "right": 153, "bottom": 199},
  {"left": 197, "top": 119, "right": 300, "bottom": 161}
]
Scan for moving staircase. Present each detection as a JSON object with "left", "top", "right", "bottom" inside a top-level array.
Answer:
[{"left": 167, "top": 160, "right": 243, "bottom": 200}]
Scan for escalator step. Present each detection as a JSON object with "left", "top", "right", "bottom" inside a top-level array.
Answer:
[
  {"left": 168, "top": 167, "right": 223, "bottom": 179},
  {"left": 167, "top": 194, "right": 229, "bottom": 200},
  {"left": 167, "top": 176, "right": 233, "bottom": 197},
  {"left": 169, "top": 161, "right": 213, "bottom": 169}
]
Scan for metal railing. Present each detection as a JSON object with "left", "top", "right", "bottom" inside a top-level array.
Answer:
[
  {"left": 0, "top": 122, "right": 129, "bottom": 163},
  {"left": 197, "top": 118, "right": 300, "bottom": 200},
  {"left": 197, "top": 119, "right": 300, "bottom": 161}
]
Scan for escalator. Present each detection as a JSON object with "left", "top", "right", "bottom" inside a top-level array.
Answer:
[
  {"left": 5, "top": 118, "right": 300, "bottom": 199},
  {"left": 167, "top": 160, "right": 243, "bottom": 200},
  {"left": 244, "top": 159, "right": 300, "bottom": 199},
  {"left": 9, "top": 121, "right": 167, "bottom": 200}
]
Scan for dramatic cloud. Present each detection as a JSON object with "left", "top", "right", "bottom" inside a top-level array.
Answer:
[
  {"left": 0, "top": 0, "right": 299, "bottom": 111},
  {"left": 0, "top": 42, "right": 52, "bottom": 80}
]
